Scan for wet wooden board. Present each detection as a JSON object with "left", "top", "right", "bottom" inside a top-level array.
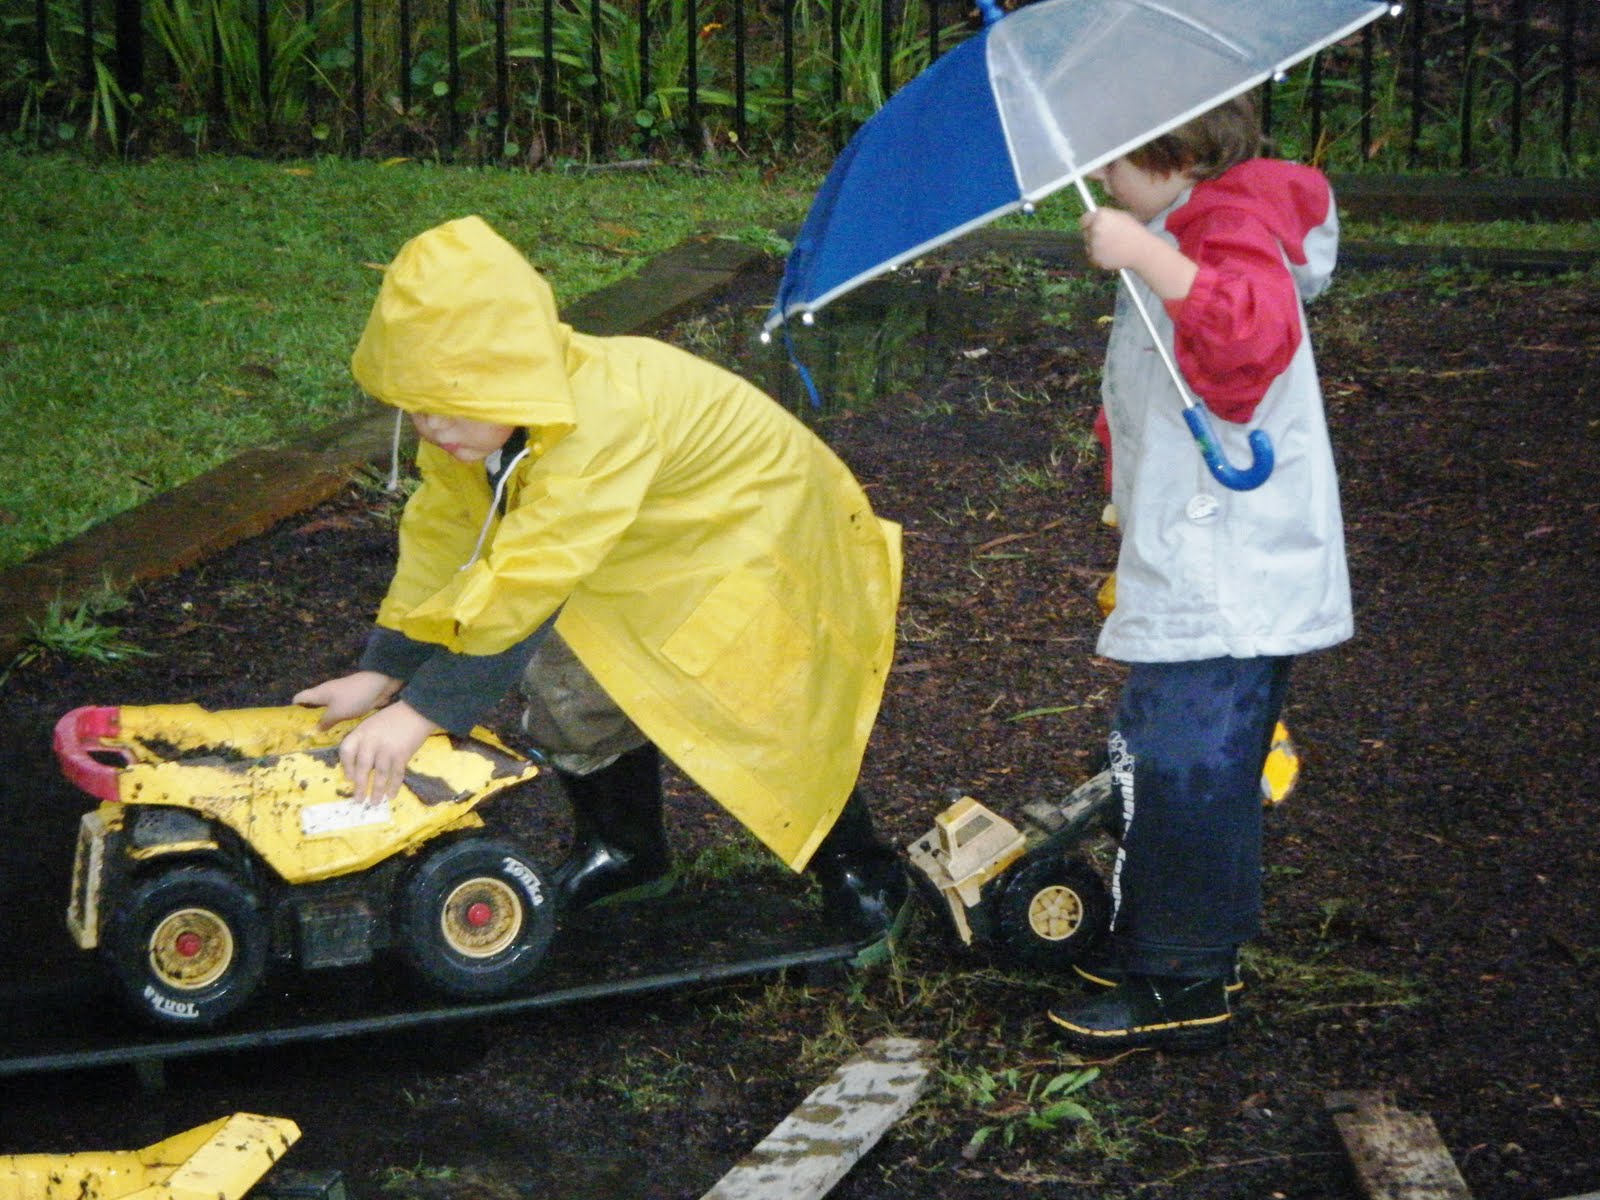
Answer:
[
  {"left": 1325, "top": 1091, "right": 1473, "bottom": 1200},
  {"left": 701, "top": 1036, "right": 932, "bottom": 1200}
]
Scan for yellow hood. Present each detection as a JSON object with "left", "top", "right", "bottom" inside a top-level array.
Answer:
[{"left": 351, "top": 215, "right": 576, "bottom": 443}]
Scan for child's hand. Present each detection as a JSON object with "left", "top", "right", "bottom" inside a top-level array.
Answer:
[
  {"left": 294, "top": 670, "right": 402, "bottom": 730},
  {"left": 1080, "top": 207, "right": 1157, "bottom": 272},
  {"left": 336, "top": 701, "right": 442, "bottom": 804},
  {"left": 1080, "top": 209, "right": 1198, "bottom": 301}
]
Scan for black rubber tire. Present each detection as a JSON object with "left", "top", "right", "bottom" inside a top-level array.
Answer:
[
  {"left": 991, "top": 853, "right": 1110, "bottom": 972},
  {"left": 398, "top": 837, "right": 556, "bottom": 999},
  {"left": 105, "top": 865, "right": 268, "bottom": 1030}
]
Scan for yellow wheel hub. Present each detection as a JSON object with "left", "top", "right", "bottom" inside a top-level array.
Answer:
[
  {"left": 148, "top": 907, "right": 236, "bottom": 990},
  {"left": 440, "top": 877, "right": 523, "bottom": 958},
  {"left": 1027, "top": 885, "right": 1085, "bottom": 942}
]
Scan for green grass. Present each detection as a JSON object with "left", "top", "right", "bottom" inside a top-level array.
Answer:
[
  {"left": 2, "top": 150, "right": 1595, "bottom": 573},
  {"left": 0, "top": 152, "right": 818, "bottom": 569}
]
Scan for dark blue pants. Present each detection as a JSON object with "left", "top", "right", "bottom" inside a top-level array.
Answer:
[{"left": 1107, "top": 656, "right": 1292, "bottom": 979}]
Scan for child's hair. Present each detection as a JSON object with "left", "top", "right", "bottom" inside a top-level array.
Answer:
[{"left": 1125, "top": 93, "right": 1262, "bottom": 181}]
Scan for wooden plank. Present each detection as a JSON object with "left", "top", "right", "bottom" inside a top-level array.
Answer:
[
  {"left": 701, "top": 1037, "right": 932, "bottom": 1200},
  {"left": 1326, "top": 1091, "right": 1474, "bottom": 1200}
]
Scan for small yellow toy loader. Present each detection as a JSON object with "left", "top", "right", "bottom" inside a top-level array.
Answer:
[
  {"left": 0, "top": 1112, "right": 299, "bottom": 1200},
  {"left": 907, "top": 723, "right": 1299, "bottom": 970},
  {"left": 56, "top": 703, "right": 548, "bottom": 1030}
]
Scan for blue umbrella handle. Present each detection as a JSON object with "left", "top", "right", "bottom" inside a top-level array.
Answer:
[
  {"left": 1070, "top": 177, "right": 1275, "bottom": 493},
  {"left": 1181, "top": 406, "right": 1275, "bottom": 492}
]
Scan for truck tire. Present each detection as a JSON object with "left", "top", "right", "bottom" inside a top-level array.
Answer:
[
  {"left": 105, "top": 865, "right": 268, "bottom": 1030},
  {"left": 992, "top": 853, "right": 1109, "bottom": 972},
  {"left": 398, "top": 837, "right": 555, "bottom": 999}
]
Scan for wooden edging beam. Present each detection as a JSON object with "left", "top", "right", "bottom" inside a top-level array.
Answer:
[
  {"left": 1326, "top": 1090, "right": 1474, "bottom": 1200},
  {"left": 701, "top": 1037, "right": 932, "bottom": 1200}
]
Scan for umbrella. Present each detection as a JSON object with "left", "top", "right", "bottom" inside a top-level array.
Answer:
[{"left": 765, "top": 0, "right": 1396, "bottom": 490}]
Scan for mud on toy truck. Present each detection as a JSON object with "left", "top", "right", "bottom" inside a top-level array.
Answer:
[{"left": 56, "top": 703, "right": 549, "bottom": 1030}]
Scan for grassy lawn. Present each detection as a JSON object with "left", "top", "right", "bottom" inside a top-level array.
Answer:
[{"left": 3, "top": 151, "right": 1596, "bottom": 573}]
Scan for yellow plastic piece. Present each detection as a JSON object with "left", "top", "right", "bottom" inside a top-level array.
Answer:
[
  {"left": 0, "top": 1112, "right": 299, "bottom": 1200},
  {"left": 95, "top": 704, "right": 537, "bottom": 883},
  {"left": 906, "top": 797, "right": 1029, "bottom": 946},
  {"left": 1260, "top": 720, "right": 1300, "bottom": 805}
]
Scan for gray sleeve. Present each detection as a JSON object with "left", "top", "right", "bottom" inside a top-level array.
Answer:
[{"left": 359, "top": 618, "right": 557, "bottom": 735}]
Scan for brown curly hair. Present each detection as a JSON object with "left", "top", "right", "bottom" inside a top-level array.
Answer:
[{"left": 1124, "top": 93, "right": 1263, "bottom": 181}]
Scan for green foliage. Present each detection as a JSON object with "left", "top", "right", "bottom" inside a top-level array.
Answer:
[
  {"left": 1, "top": 588, "right": 151, "bottom": 689},
  {"left": 941, "top": 1062, "right": 1101, "bottom": 1154},
  {"left": 0, "top": 151, "right": 813, "bottom": 572}
]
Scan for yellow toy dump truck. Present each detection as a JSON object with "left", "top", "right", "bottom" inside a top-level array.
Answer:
[
  {"left": 56, "top": 703, "right": 548, "bottom": 1031},
  {"left": 1, "top": 1112, "right": 301, "bottom": 1200},
  {"left": 907, "top": 723, "right": 1299, "bottom": 970}
]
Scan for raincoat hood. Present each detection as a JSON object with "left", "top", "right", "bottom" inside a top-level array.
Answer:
[{"left": 351, "top": 216, "right": 576, "bottom": 441}]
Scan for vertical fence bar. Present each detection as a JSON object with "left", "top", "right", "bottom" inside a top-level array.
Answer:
[
  {"left": 80, "top": 0, "right": 93, "bottom": 94},
  {"left": 33, "top": 0, "right": 48, "bottom": 87},
  {"left": 495, "top": 0, "right": 508, "bottom": 156},
  {"left": 542, "top": 0, "right": 556, "bottom": 156},
  {"left": 1360, "top": 22, "right": 1374, "bottom": 161},
  {"left": 1559, "top": 0, "right": 1575, "bottom": 163},
  {"left": 399, "top": 0, "right": 413, "bottom": 153},
  {"left": 305, "top": 0, "right": 318, "bottom": 149},
  {"left": 1407, "top": 0, "right": 1425, "bottom": 167},
  {"left": 352, "top": 0, "right": 365, "bottom": 156},
  {"left": 734, "top": 0, "right": 747, "bottom": 146},
  {"left": 831, "top": 0, "right": 843, "bottom": 148},
  {"left": 1460, "top": 0, "right": 1475, "bottom": 171},
  {"left": 258, "top": 0, "right": 272, "bottom": 142},
  {"left": 115, "top": 0, "right": 143, "bottom": 100},
  {"left": 448, "top": 0, "right": 461, "bottom": 156},
  {"left": 1260, "top": 78, "right": 1274, "bottom": 144},
  {"left": 1509, "top": 0, "right": 1526, "bottom": 169},
  {"left": 210, "top": 7, "right": 224, "bottom": 125},
  {"left": 1310, "top": 52, "right": 1324, "bottom": 161},
  {"left": 782, "top": 0, "right": 796, "bottom": 148},
  {"left": 879, "top": 0, "right": 892, "bottom": 103},
  {"left": 639, "top": 0, "right": 653, "bottom": 150},
  {"left": 687, "top": 0, "right": 701, "bottom": 155},
  {"left": 587, "top": 0, "right": 604, "bottom": 156},
  {"left": 926, "top": 0, "right": 939, "bottom": 62}
]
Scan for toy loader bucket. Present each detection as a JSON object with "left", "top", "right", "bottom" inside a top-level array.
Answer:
[{"left": 0, "top": 1112, "right": 299, "bottom": 1200}]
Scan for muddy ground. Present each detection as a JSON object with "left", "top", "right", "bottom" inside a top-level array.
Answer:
[{"left": 1, "top": 257, "right": 1597, "bottom": 1200}]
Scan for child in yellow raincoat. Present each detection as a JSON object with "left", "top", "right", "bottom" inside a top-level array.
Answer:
[{"left": 295, "top": 216, "right": 909, "bottom": 941}]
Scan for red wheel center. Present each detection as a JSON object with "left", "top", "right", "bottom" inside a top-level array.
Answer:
[
  {"left": 174, "top": 931, "right": 204, "bottom": 958},
  {"left": 465, "top": 901, "right": 495, "bottom": 928}
]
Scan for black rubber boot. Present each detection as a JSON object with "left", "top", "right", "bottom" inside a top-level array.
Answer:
[
  {"left": 1048, "top": 973, "right": 1232, "bottom": 1053},
  {"left": 806, "top": 789, "right": 911, "bottom": 945},
  {"left": 551, "top": 743, "right": 672, "bottom": 911},
  {"left": 1074, "top": 954, "right": 1244, "bottom": 995}
]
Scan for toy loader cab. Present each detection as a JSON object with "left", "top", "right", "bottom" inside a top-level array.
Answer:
[
  {"left": 908, "top": 774, "right": 1116, "bottom": 971},
  {"left": 56, "top": 703, "right": 551, "bottom": 1030},
  {"left": 907, "top": 722, "right": 1301, "bottom": 971}
]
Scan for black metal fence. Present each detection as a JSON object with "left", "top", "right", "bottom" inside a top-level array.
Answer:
[{"left": 4, "top": 0, "right": 1595, "bottom": 173}]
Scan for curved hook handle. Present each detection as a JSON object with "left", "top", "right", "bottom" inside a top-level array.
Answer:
[{"left": 1181, "top": 407, "right": 1275, "bottom": 492}]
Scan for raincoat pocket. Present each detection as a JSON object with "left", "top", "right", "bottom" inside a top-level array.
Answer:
[{"left": 660, "top": 570, "right": 811, "bottom": 723}]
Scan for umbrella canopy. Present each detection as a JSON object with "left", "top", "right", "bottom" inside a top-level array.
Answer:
[
  {"left": 768, "top": 0, "right": 1391, "bottom": 331},
  {"left": 766, "top": 0, "right": 1393, "bottom": 490}
]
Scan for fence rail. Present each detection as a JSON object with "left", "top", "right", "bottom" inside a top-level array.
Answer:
[{"left": 3, "top": 0, "right": 1595, "bottom": 174}]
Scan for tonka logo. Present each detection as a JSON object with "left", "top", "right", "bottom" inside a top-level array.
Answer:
[
  {"left": 144, "top": 986, "right": 200, "bottom": 1019},
  {"left": 501, "top": 857, "right": 545, "bottom": 905}
]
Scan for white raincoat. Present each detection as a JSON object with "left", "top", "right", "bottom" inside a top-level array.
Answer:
[{"left": 351, "top": 217, "right": 903, "bottom": 869}]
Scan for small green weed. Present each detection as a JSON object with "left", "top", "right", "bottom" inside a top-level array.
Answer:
[
  {"left": 941, "top": 1062, "right": 1102, "bottom": 1156},
  {"left": 1, "top": 588, "right": 151, "bottom": 689},
  {"left": 597, "top": 1049, "right": 696, "bottom": 1112}
]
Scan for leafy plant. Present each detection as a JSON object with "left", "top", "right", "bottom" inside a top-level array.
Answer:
[
  {"left": 942, "top": 1062, "right": 1102, "bottom": 1155},
  {"left": 0, "top": 588, "right": 151, "bottom": 689}
]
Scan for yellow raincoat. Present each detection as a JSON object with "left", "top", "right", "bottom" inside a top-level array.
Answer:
[{"left": 351, "top": 217, "right": 902, "bottom": 870}]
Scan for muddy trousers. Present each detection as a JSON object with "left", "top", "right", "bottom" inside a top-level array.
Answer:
[{"left": 1106, "top": 655, "right": 1293, "bottom": 980}]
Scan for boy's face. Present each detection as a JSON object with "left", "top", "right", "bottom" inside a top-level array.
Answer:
[
  {"left": 410, "top": 412, "right": 515, "bottom": 464},
  {"left": 1090, "top": 158, "right": 1192, "bottom": 223}
]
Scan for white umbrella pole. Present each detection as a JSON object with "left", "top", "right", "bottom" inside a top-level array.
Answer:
[{"left": 1070, "top": 176, "right": 1274, "bottom": 492}]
